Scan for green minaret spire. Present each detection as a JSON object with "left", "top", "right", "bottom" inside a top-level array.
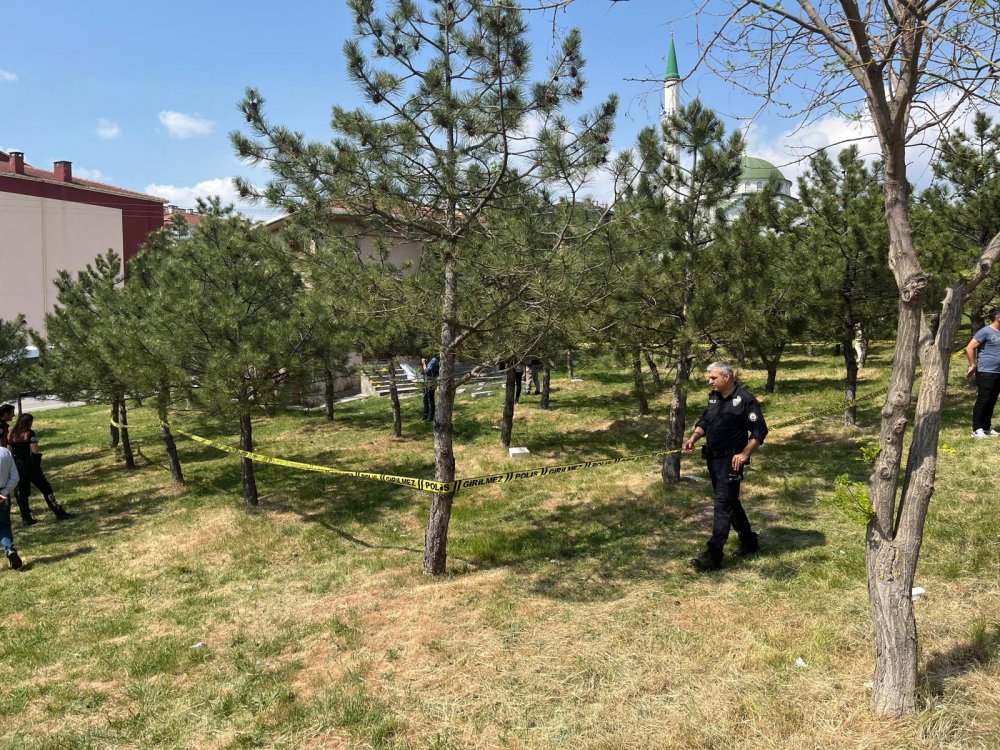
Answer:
[{"left": 665, "top": 35, "right": 679, "bottom": 81}]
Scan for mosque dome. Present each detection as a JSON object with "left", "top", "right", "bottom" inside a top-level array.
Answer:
[{"left": 738, "top": 157, "right": 793, "bottom": 196}]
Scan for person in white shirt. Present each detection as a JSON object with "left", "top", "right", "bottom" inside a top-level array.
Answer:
[{"left": 0, "top": 445, "right": 23, "bottom": 569}]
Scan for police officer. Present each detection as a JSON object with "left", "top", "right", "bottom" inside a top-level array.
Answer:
[{"left": 683, "top": 361, "right": 768, "bottom": 572}]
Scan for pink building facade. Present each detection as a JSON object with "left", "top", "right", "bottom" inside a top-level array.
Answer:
[{"left": 0, "top": 150, "right": 166, "bottom": 332}]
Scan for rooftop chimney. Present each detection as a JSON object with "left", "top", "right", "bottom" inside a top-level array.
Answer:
[
  {"left": 9, "top": 151, "right": 24, "bottom": 174},
  {"left": 54, "top": 160, "right": 73, "bottom": 183}
]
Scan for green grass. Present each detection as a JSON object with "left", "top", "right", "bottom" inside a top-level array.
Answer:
[{"left": 0, "top": 345, "right": 997, "bottom": 749}]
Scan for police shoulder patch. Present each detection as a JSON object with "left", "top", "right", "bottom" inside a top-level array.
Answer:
[{"left": 749, "top": 412, "right": 758, "bottom": 422}]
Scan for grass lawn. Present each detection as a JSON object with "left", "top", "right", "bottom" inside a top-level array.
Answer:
[{"left": 1, "top": 347, "right": 997, "bottom": 749}]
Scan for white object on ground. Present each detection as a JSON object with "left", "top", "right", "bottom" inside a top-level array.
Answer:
[
  {"left": 571, "top": 378, "right": 585, "bottom": 382},
  {"left": 795, "top": 657, "right": 807, "bottom": 668},
  {"left": 911, "top": 586, "right": 926, "bottom": 601},
  {"left": 456, "top": 388, "right": 466, "bottom": 394},
  {"left": 509, "top": 447, "right": 530, "bottom": 458},
  {"left": 471, "top": 391, "right": 492, "bottom": 398},
  {"left": 190, "top": 642, "right": 207, "bottom": 650}
]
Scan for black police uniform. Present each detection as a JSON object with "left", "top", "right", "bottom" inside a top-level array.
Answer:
[{"left": 695, "top": 385, "right": 768, "bottom": 561}]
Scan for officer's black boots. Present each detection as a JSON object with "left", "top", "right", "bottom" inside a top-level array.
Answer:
[
  {"left": 735, "top": 532, "right": 760, "bottom": 558},
  {"left": 690, "top": 549, "right": 723, "bottom": 573},
  {"left": 46, "top": 495, "right": 73, "bottom": 520}
]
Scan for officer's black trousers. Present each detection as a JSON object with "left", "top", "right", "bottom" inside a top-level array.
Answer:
[
  {"left": 422, "top": 385, "right": 436, "bottom": 421},
  {"left": 706, "top": 456, "right": 754, "bottom": 558}
]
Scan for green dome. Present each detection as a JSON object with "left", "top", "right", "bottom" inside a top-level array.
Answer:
[{"left": 740, "top": 157, "right": 789, "bottom": 184}]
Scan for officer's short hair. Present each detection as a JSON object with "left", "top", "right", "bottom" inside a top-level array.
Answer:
[
  {"left": 706, "top": 361, "right": 734, "bottom": 380},
  {"left": 989, "top": 307, "right": 1000, "bottom": 322}
]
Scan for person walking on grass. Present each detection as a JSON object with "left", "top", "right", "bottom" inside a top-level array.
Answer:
[
  {"left": 683, "top": 361, "right": 768, "bottom": 572},
  {"left": 9, "top": 413, "right": 72, "bottom": 524},
  {"left": 0, "top": 440, "right": 23, "bottom": 569},
  {"left": 421, "top": 353, "right": 440, "bottom": 422},
  {"left": 965, "top": 307, "right": 1000, "bottom": 439}
]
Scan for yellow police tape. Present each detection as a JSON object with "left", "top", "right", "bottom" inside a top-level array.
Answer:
[
  {"left": 110, "top": 419, "right": 129, "bottom": 430},
  {"left": 160, "top": 420, "right": 678, "bottom": 494}
]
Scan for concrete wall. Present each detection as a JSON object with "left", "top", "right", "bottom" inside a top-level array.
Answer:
[{"left": 0, "top": 192, "right": 123, "bottom": 332}]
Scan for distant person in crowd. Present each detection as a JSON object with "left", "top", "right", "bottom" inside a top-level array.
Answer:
[
  {"left": 0, "top": 403, "right": 13, "bottom": 448},
  {"left": 966, "top": 307, "right": 1000, "bottom": 439},
  {"left": 525, "top": 357, "right": 542, "bottom": 396},
  {"left": 9, "top": 414, "right": 72, "bottom": 524},
  {"left": 0, "top": 437, "right": 23, "bottom": 569},
  {"left": 683, "top": 361, "right": 768, "bottom": 572},
  {"left": 422, "top": 353, "right": 440, "bottom": 422},
  {"left": 513, "top": 361, "right": 524, "bottom": 403}
]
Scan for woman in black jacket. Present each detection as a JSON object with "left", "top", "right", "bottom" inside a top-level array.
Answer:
[{"left": 9, "top": 413, "right": 71, "bottom": 524}]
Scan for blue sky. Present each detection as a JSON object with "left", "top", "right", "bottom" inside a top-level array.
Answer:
[{"left": 0, "top": 1, "right": 939, "bottom": 217}]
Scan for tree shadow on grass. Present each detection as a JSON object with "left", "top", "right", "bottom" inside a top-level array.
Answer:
[
  {"left": 923, "top": 623, "right": 1000, "bottom": 697},
  {"left": 443, "top": 474, "right": 829, "bottom": 603}
]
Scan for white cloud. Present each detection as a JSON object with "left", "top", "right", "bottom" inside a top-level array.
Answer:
[
  {"left": 744, "top": 113, "right": 879, "bottom": 192},
  {"left": 144, "top": 177, "right": 281, "bottom": 220},
  {"left": 96, "top": 118, "right": 121, "bottom": 140},
  {"left": 158, "top": 110, "right": 215, "bottom": 139},
  {"left": 0, "top": 69, "right": 16, "bottom": 82},
  {"left": 743, "top": 95, "right": 1000, "bottom": 193},
  {"left": 74, "top": 167, "right": 105, "bottom": 181}
]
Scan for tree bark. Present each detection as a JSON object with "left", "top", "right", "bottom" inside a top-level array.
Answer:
[
  {"left": 644, "top": 350, "right": 662, "bottom": 389},
  {"left": 110, "top": 399, "right": 121, "bottom": 448},
  {"left": 540, "top": 366, "right": 551, "bottom": 410},
  {"left": 632, "top": 350, "right": 650, "bottom": 416},
  {"left": 239, "top": 410, "right": 259, "bottom": 508},
  {"left": 324, "top": 366, "right": 335, "bottom": 422},
  {"left": 759, "top": 343, "right": 784, "bottom": 394},
  {"left": 566, "top": 349, "right": 574, "bottom": 380},
  {"left": 843, "top": 335, "right": 859, "bottom": 427},
  {"left": 662, "top": 346, "right": 691, "bottom": 484},
  {"left": 157, "top": 385, "right": 184, "bottom": 485},
  {"left": 865, "top": 156, "right": 929, "bottom": 716},
  {"left": 501, "top": 366, "right": 517, "bottom": 448},
  {"left": 424, "top": 249, "right": 458, "bottom": 576},
  {"left": 119, "top": 398, "right": 136, "bottom": 470},
  {"left": 388, "top": 357, "right": 402, "bottom": 438}
]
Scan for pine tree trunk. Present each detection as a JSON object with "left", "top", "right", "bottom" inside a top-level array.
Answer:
[
  {"left": 540, "top": 367, "right": 551, "bottom": 410},
  {"left": 157, "top": 385, "right": 184, "bottom": 485},
  {"left": 632, "top": 350, "right": 650, "bottom": 416},
  {"left": 765, "top": 363, "right": 778, "bottom": 394},
  {"left": 843, "top": 336, "right": 859, "bottom": 427},
  {"left": 566, "top": 349, "right": 574, "bottom": 380},
  {"left": 110, "top": 399, "right": 121, "bottom": 448},
  {"left": 119, "top": 399, "right": 136, "bottom": 469},
  {"left": 239, "top": 410, "right": 259, "bottom": 508},
  {"left": 388, "top": 358, "right": 402, "bottom": 438},
  {"left": 662, "top": 346, "right": 691, "bottom": 485},
  {"left": 644, "top": 350, "right": 662, "bottom": 389},
  {"left": 501, "top": 367, "right": 516, "bottom": 448},
  {"left": 324, "top": 367, "right": 335, "bottom": 422},
  {"left": 424, "top": 251, "right": 458, "bottom": 576}
]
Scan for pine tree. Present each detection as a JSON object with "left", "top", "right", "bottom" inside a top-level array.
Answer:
[
  {"left": 142, "top": 199, "right": 310, "bottom": 507},
  {"left": 232, "top": 0, "right": 618, "bottom": 573},
  {"left": 42, "top": 251, "right": 138, "bottom": 468}
]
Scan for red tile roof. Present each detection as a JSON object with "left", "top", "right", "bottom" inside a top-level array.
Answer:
[{"left": 0, "top": 151, "right": 167, "bottom": 203}]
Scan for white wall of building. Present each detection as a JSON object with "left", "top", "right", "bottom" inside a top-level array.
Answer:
[{"left": 0, "top": 192, "right": 123, "bottom": 332}]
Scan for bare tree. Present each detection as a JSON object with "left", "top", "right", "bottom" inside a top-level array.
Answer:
[{"left": 701, "top": 0, "right": 1000, "bottom": 717}]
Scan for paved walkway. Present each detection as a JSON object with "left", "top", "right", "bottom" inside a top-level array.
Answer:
[{"left": 14, "top": 397, "right": 87, "bottom": 413}]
